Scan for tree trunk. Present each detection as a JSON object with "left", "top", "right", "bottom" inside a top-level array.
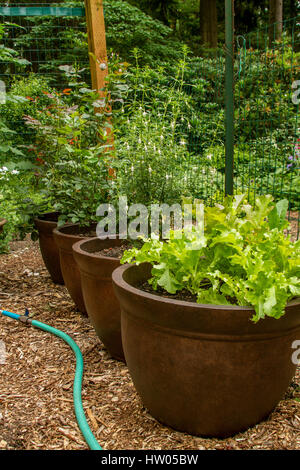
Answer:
[
  {"left": 199, "top": 0, "right": 218, "bottom": 48},
  {"left": 269, "top": 0, "right": 283, "bottom": 46}
]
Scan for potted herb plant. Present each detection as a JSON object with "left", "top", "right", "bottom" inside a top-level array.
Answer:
[
  {"left": 70, "top": 53, "right": 191, "bottom": 334},
  {"left": 112, "top": 195, "right": 300, "bottom": 437}
]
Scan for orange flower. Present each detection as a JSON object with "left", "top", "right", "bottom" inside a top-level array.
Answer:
[{"left": 63, "top": 88, "right": 72, "bottom": 95}]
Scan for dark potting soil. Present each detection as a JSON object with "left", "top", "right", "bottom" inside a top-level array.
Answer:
[
  {"left": 77, "top": 230, "right": 97, "bottom": 237},
  {"left": 138, "top": 281, "right": 198, "bottom": 303},
  {"left": 94, "top": 244, "right": 133, "bottom": 259},
  {"left": 39, "top": 213, "right": 59, "bottom": 222},
  {"left": 138, "top": 280, "right": 240, "bottom": 305}
]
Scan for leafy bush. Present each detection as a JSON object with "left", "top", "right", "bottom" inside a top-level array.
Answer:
[
  {"left": 0, "top": 75, "right": 55, "bottom": 162},
  {"left": 122, "top": 194, "right": 300, "bottom": 321}
]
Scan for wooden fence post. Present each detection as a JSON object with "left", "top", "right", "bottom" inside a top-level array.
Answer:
[
  {"left": 85, "top": 0, "right": 114, "bottom": 170},
  {"left": 85, "top": 0, "right": 108, "bottom": 93}
]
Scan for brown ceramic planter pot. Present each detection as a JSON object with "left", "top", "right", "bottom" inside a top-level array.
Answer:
[
  {"left": 0, "top": 218, "right": 7, "bottom": 234},
  {"left": 112, "top": 262, "right": 300, "bottom": 438},
  {"left": 34, "top": 212, "right": 64, "bottom": 285},
  {"left": 53, "top": 224, "right": 96, "bottom": 313},
  {"left": 72, "top": 237, "right": 125, "bottom": 361}
]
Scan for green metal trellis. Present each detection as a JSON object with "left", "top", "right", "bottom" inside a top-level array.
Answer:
[{"left": 225, "top": 0, "right": 234, "bottom": 196}]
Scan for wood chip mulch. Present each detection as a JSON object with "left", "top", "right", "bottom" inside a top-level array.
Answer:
[{"left": 0, "top": 238, "right": 299, "bottom": 451}]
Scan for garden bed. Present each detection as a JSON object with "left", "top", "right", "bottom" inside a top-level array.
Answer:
[{"left": 0, "top": 238, "right": 299, "bottom": 450}]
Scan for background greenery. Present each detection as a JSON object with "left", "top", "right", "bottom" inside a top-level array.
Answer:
[{"left": 0, "top": 1, "right": 299, "bottom": 251}]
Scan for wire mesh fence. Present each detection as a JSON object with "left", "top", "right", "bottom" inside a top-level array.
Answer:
[
  {"left": 0, "top": 3, "right": 88, "bottom": 84},
  {"left": 181, "top": 16, "right": 299, "bottom": 237},
  {"left": 235, "top": 16, "right": 299, "bottom": 237}
]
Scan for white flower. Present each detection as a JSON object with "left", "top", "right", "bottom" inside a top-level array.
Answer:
[
  {"left": 131, "top": 166, "right": 134, "bottom": 173},
  {"left": 0, "top": 167, "right": 8, "bottom": 173},
  {"left": 11, "top": 170, "right": 19, "bottom": 175},
  {"left": 148, "top": 167, "right": 152, "bottom": 173},
  {"left": 180, "top": 140, "right": 186, "bottom": 146},
  {"left": 207, "top": 154, "right": 212, "bottom": 160}
]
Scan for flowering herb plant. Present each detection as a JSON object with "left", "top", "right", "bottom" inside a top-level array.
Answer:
[
  {"left": 23, "top": 66, "right": 116, "bottom": 227},
  {"left": 122, "top": 194, "right": 300, "bottom": 322},
  {"left": 111, "top": 47, "right": 194, "bottom": 206}
]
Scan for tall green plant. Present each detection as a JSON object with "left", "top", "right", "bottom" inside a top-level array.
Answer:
[{"left": 112, "top": 48, "right": 195, "bottom": 206}]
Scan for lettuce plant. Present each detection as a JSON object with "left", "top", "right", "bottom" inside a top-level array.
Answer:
[{"left": 121, "top": 195, "right": 300, "bottom": 322}]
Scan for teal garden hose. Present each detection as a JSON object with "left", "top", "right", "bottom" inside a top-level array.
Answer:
[{"left": 0, "top": 309, "right": 102, "bottom": 451}]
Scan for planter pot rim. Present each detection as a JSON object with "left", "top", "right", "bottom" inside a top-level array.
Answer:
[
  {"left": 35, "top": 211, "right": 60, "bottom": 220},
  {"left": 72, "top": 236, "right": 128, "bottom": 262},
  {"left": 34, "top": 211, "right": 60, "bottom": 227},
  {"left": 112, "top": 263, "right": 300, "bottom": 313}
]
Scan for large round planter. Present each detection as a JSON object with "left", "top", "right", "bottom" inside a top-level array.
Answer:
[
  {"left": 0, "top": 218, "right": 7, "bottom": 234},
  {"left": 53, "top": 224, "right": 96, "bottom": 313},
  {"left": 34, "top": 212, "right": 64, "bottom": 285},
  {"left": 112, "top": 262, "right": 300, "bottom": 438},
  {"left": 72, "top": 237, "right": 125, "bottom": 361}
]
